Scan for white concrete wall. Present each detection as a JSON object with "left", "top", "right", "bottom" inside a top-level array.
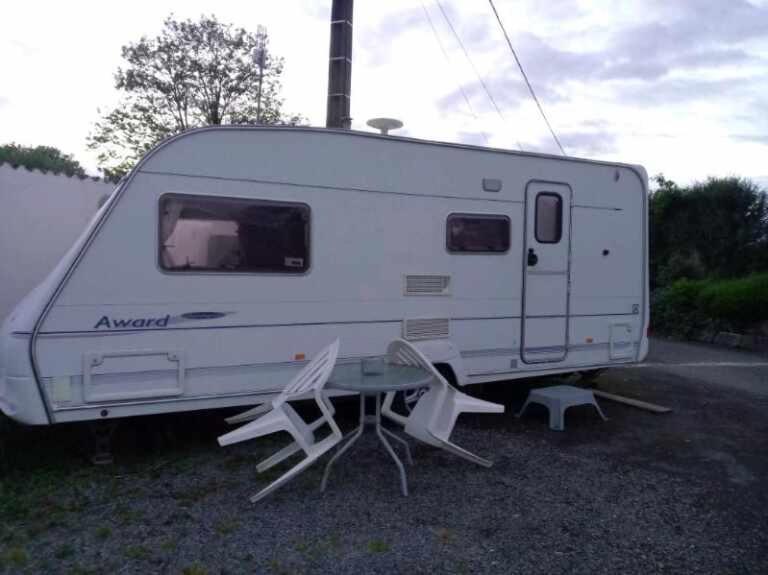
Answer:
[{"left": 0, "top": 164, "right": 114, "bottom": 321}]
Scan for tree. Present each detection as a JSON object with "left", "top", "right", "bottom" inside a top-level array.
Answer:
[
  {"left": 649, "top": 174, "right": 768, "bottom": 287},
  {"left": 88, "top": 15, "right": 301, "bottom": 180},
  {"left": 686, "top": 177, "right": 768, "bottom": 278},
  {"left": 0, "top": 143, "right": 86, "bottom": 177}
]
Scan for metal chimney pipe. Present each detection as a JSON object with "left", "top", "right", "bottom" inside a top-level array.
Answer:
[{"left": 326, "top": 0, "right": 353, "bottom": 129}]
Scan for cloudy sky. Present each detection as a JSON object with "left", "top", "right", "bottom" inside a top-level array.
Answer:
[{"left": 1, "top": 0, "right": 767, "bottom": 186}]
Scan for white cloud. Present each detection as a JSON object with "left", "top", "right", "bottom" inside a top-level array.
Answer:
[{"left": 0, "top": 0, "right": 766, "bottom": 187}]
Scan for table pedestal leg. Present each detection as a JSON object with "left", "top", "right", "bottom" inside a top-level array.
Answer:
[
  {"left": 380, "top": 426, "right": 413, "bottom": 465},
  {"left": 321, "top": 394, "right": 365, "bottom": 492},
  {"left": 320, "top": 392, "right": 411, "bottom": 496},
  {"left": 374, "top": 394, "right": 409, "bottom": 496}
]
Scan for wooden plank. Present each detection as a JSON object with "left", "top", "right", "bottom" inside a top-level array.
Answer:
[{"left": 593, "top": 390, "right": 672, "bottom": 413}]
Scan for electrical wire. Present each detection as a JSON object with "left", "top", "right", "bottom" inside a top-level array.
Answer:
[
  {"left": 486, "top": 0, "right": 566, "bottom": 155},
  {"left": 433, "top": 0, "right": 525, "bottom": 151},
  {"left": 420, "top": 2, "right": 490, "bottom": 146}
]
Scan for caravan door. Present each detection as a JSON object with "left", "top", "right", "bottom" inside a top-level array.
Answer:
[{"left": 521, "top": 181, "right": 572, "bottom": 363}]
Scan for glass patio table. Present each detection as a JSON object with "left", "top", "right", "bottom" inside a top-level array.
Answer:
[{"left": 320, "top": 363, "right": 433, "bottom": 496}]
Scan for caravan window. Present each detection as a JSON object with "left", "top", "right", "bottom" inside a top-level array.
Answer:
[
  {"left": 535, "top": 192, "right": 562, "bottom": 243},
  {"left": 446, "top": 214, "right": 510, "bottom": 253},
  {"left": 159, "top": 194, "right": 310, "bottom": 273}
]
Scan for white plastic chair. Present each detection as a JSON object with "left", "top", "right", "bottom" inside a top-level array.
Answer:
[
  {"left": 381, "top": 339, "right": 504, "bottom": 467},
  {"left": 217, "top": 339, "right": 342, "bottom": 502}
]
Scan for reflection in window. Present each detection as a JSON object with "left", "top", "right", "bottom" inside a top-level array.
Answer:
[
  {"left": 447, "top": 214, "right": 510, "bottom": 253},
  {"left": 535, "top": 193, "right": 562, "bottom": 243},
  {"left": 159, "top": 194, "right": 310, "bottom": 273}
]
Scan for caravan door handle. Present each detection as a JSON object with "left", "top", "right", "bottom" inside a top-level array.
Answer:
[{"left": 527, "top": 248, "right": 539, "bottom": 267}]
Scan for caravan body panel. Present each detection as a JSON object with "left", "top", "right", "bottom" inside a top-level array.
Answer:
[{"left": 0, "top": 127, "right": 648, "bottom": 424}]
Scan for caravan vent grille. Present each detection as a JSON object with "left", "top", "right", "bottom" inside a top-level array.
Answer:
[
  {"left": 403, "top": 318, "right": 450, "bottom": 341},
  {"left": 404, "top": 275, "right": 451, "bottom": 296}
]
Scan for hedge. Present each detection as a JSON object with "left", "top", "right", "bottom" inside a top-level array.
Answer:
[{"left": 651, "top": 273, "right": 768, "bottom": 337}]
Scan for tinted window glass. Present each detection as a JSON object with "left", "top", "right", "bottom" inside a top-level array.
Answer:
[
  {"left": 447, "top": 214, "right": 510, "bottom": 253},
  {"left": 535, "top": 193, "right": 562, "bottom": 243},
  {"left": 159, "top": 194, "right": 310, "bottom": 273}
]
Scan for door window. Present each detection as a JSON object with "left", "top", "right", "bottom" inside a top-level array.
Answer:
[{"left": 535, "top": 193, "right": 562, "bottom": 244}]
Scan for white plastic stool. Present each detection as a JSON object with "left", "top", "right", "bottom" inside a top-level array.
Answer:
[{"left": 515, "top": 385, "right": 607, "bottom": 431}]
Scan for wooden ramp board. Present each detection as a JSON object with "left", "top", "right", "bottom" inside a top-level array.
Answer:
[{"left": 593, "top": 390, "right": 672, "bottom": 414}]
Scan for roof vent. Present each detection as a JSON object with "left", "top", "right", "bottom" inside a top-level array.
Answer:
[{"left": 366, "top": 117, "right": 403, "bottom": 135}]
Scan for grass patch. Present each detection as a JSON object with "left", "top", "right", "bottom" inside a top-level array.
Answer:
[
  {"left": 95, "top": 525, "right": 112, "bottom": 540},
  {"left": 69, "top": 565, "right": 100, "bottom": 575},
  {"left": 171, "top": 477, "right": 232, "bottom": 506},
  {"left": 214, "top": 518, "right": 240, "bottom": 536},
  {"left": 182, "top": 564, "right": 208, "bottom": 575},
  {"left": 366, "top": 539, "right": 390, "bottom": 554},
  {"left": 55, "top": 543, "right": 76, "bottom": 559},
  {"left": 124, "top": 545, "right": 150, "bottom": 560},
  {"left": 0, "top": 546, "right": 28, "bottom": 568},
  {"left": 114, "top": 504, "right": 144, "bottom": 525},
  {"left": 160, "top": 538, "right": 178, "bottom": 553},
  {"left": 293, "top": 532, "right": 342, "bottom": 560},
  {"left": 268, "top": 558, "right": 299, "bottom": 575}
]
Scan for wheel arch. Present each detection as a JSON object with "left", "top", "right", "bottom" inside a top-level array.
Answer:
[{"left": 407, "top": 339, "right": 468, "bottom": 386}]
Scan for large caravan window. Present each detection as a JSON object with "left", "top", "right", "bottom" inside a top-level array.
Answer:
[
  {"left": 159, "top": 194, "right": 310, "bottom": 273},
  {"left": 535, "top": 193, "right": 562, "bottom": 243},
  {"left": 446, "top": 214, "right": 510, "bottom": 253}
]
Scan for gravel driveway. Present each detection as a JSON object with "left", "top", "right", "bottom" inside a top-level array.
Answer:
[{"left": 1, "top": 337, "right": 767, "bottom": 574}]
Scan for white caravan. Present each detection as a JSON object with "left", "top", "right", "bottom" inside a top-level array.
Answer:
[{"left": 0, "top": 126, "right": 649, "bottom": 425}]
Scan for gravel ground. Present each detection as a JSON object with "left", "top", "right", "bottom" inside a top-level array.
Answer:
[{"left": 1, "top": 338, "right": 767, "bottom": 574}]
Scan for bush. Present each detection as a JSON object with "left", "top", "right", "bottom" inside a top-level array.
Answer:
[
  {"left": 651, "top": 279, "right": 708, "bottom": 337},
  {"left": 656, "top": 251, "right": 706, "bottom": 286},
  {"left": 698, "top": 274, "right": 768, "bottom": 330},
  {"left": 652, "top": 273, "right": 768, "bottom": 336}
]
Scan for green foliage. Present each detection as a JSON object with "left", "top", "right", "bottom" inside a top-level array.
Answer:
[
  {"left": 124, "top": 544, "right": 149, "bottom": 560},
  {"left": 652, "top": 273, "right": 768, "bottom": 335},
  {"left": 698, "top": 274, "right": 768, "bottom": 329},
  {"left": 656, "top": 252, "right": 706, "bottom": 287},
  {"left": 88, "top": 15, "right": 303, "bottom": 180},
  {"left": 651, "top": 279, "right": 708, "bottom": 337},
  {"left": 0, "top": 143, "right": 86, "bottom": 177},
  {"left": 0, "top": 546, "right": 28, "bottom": 568},
  {"left": 54, "top": 543, "right": 76, "bottom": 559},
  {"left": 366, "top": 539, "right": 390, "bottom": 553},
  {"left": 650, "top": 175, "right": 768, "bottom": 288}
]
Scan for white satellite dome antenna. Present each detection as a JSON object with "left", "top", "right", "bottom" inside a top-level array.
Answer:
[{"left": 366, "top": 117, "right": 403, "bottom": 135}]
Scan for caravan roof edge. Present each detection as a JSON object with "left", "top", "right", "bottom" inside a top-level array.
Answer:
[{"left": 135, "top": 125, "right": 647, "bottom": 181}]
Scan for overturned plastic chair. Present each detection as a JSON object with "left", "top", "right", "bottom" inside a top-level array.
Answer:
[
  {"left": 218, "top": 339, "right": 342, "bottom": 503},
  {"left": 381, "top": 339, "right": 505, "bottom": 467}
]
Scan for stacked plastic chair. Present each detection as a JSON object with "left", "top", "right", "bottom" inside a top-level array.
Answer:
[
  {"left": 218, "top": 339, "right": 342, "bottom": 502},
  {"left": 381, "top": 339, "right": 504, "bottom": 467}
]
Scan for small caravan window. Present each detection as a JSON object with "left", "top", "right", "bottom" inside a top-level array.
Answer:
[
  {"left": 446, "top": 214, "right": 510, "bottom": 253},
  {"left": 535, "top": 193, "right": 562, "bottom": 243},
  {"left": 159, "top": 194, "right": 310, "bottom": 273}
]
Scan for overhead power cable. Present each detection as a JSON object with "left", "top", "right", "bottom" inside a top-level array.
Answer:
[
  {"left": 433, "top": 0, "right": 524, "bottom": 151},
  {"left": 486, "top": 0, "right": 566, "bottom": 155},
  {"left": 420, "top": 2, "right": 490, "bottom": 146}
]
